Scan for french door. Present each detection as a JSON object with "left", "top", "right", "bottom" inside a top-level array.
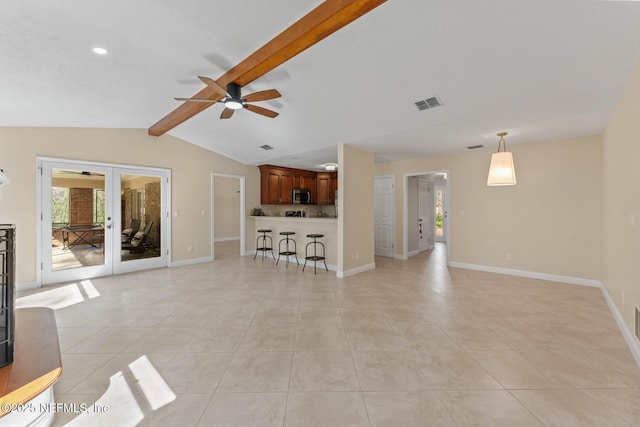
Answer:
[{"left": 40, "top": 160, "right": 170, "bottom": 285}]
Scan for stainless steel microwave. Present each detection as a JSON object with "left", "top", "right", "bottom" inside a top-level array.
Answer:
[{"left": 292, "top": 189, "right": 311, "bottom": 204}]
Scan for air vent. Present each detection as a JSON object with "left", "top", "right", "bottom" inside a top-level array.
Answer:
[
  {"left": 259, "top": 145, "right": 274, "bottom": 151},
  {"left": 635, "top": 307, "right": 640, "bottom": 341},
  {"left": 467, "top": 145, "right": 484, "bottom": 150},
  {"left": 415, "top": 96, "right": 442, "bottom": 111}
]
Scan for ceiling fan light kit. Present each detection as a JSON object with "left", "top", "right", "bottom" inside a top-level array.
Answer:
[{"left": 487, "top": 132, "right": 517, "bottom": 186}]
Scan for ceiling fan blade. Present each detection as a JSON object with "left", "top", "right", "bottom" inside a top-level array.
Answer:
[
  {"left": 175, "top": 97, "right": 218, "bottom": 103},
  {"left": 197, "top": 76, "right": 229, "bottom": 100},
  {"left": 243, "top": 89, "right": 282, "bottom": 103},
  {"left": 220, "top": 108, "right": 235, "bottom": 119},
  {"left": 149, "top": 0, "right": 387, "bottom": 136},
  {"left": 245, "top": 104, "right": 279, "bottom": 118}
]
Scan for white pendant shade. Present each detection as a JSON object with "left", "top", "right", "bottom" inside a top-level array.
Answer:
[{"left": 487, "top": 151, "right": 516, "bottom": 186}]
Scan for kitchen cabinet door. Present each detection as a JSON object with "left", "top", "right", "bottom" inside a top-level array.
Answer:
[
  {"left": 317, "top": 173, "right": 331, "bottom": 205},
  {"left": 307, "top": 176, "right": 317, "bottom": 204},
  {"left": 260, "top": 168, "right": 276, "bottom": 204},
  {"left": 280, "top": 173, "right": 294, "bottom": 204}
]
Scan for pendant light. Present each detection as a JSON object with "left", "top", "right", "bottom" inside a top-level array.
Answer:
[{"left": 487, "top": 132, "right": 517, "bottom": 186}]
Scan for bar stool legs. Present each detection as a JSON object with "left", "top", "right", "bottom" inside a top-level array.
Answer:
[
  {"left": 254, "top": 229, "right": 275, "bottom": 261},
  {"left": 303, "top": 234, "right": 328, "bottom": 274},
  {"left": 277, "top": 232, "right": 299, "bottom": 267}
]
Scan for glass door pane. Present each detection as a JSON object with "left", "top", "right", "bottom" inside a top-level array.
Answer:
[
  {"left": 434, "top": 187, "right": 447, "bottom": 242},
  {"left": 42, "top": 162, "right": 113, "bottom": 284},
  {"left": 114, "top": 169, "right": 167, "bottom": 275}
]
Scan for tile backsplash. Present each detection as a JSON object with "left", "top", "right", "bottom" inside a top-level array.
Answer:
[{"left": 261, "top": 205, "right": 337, "bottom": 217}]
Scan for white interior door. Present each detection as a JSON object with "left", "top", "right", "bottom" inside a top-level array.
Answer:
[
  {"left": 418, "top": 178, "right": 432, "bottom": 252},
  {"left": 374, "top": 176, "right": 394, "bottom": 258},
  {"left": 41, "top": 160, "right": 170, "bottom": 284}
]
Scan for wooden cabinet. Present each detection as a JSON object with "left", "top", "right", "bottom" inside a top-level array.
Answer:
[
  {"left": 259, "top": 165, "right": 319, "bottom": 205},
  {"left": 259, "top": 165, "right": 337, "bottom": 205},
  {"left": 264, "top": 170, "right": 281, "bottom": 204},
  {"left": 280, "top": 172, "right": 294, "bottom": 204},
  {"left": 303, "top": 175, "right": 317, "bottom": 204},
  {"left": 316, "top": 172, "right": 337, "bottom": 205}
]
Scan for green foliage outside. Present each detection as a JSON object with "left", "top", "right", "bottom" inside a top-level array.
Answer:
[
  {"left": 436, "top": 212, "right": 443, "bottom": 229},
  {"left": 51, "top": 187, "right": 105, "bottom": 226},
  {"left": 94, "top": 189, "right": 105, "bottom": 224},
  {"left": 51, "top": 187, "right": 69, "bottom": 225}
]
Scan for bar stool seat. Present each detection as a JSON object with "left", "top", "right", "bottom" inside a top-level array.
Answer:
[
  {"left": 303, "top": 233, "right": 328, "bottom": 274},
  {"left": 254, "top": 229, "right": 275, "bottom": 261},
  {"left": 277, "top": 231, "right": 299, "bottom": 267}
]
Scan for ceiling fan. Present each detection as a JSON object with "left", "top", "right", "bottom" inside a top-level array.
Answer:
[
  {"left": 149, "top": 0, "right": 387, "bottom": 136},
  {"left": 175, "top": 77, "right": 281, "bottom": 120}
]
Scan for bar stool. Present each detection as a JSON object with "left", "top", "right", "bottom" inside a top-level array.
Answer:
[
  {"left": 276, "top": 231, "right": 299, "bottom": 267},
  {"left": 254, "top": 229, "right": 275, "bottom": 261},
  {"left": 303, "top": 234, "right": 328, "bottom": 274}
]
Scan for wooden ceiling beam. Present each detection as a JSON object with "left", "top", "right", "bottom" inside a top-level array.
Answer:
[{"left": 148, "top": 0, "right": 387, "bottom": 137}]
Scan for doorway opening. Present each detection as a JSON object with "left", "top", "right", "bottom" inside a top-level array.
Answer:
[
  {"left": 211, "top": 173, "right": 245, "bottom": 260},
  {"left": 403, "top": 171, "right": 449, "bottom": 261}
]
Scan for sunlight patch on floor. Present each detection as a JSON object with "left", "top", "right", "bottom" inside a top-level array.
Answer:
[{"left": 17, "top": 280, "right": 100, "bottom": 310}]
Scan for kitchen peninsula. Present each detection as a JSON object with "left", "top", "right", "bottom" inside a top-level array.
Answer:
[{"left": 251, "top": 215, "right": 337, "bottom": 269}]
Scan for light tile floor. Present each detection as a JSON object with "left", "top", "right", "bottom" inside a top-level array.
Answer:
[{"left": 16, "top": 242, "right": 640, "bottom": 426}]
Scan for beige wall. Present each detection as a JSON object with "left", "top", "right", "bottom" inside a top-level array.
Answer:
[
  {"left": 602, "top": 58, "right": 640, "bottom": 340},
  {"left": 338, "top": 144, "right": 375, "bottom": 274},
  {"left": 0, "top": 127, "right": 259, "bottom": 284},
  {"left": 375, "top": 135, "right": 602, "bottom": 280},
  {"left": 214, "top": 176, "right": 241, "bottom": 240}
]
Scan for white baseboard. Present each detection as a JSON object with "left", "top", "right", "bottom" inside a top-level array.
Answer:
[
  {"left": 337, "top": 262, "right": 376, "bottom": 278},
  {"left": 600, "top": 285, "right": 640, "bottom": 368},
  {"left": 170, "top": 256, "right": 213, "bottom": 268},
  {"left": 447, "top": 261, "right": 601, "bottom": 287},
  {"left": 214, "top": 236, "right": 240, "bottom": 242},
  {"left": 16, "top": 281, "right": 40, "bottom": 292},
  {"left": 408, "top": 249, "right": 420, "bottom": 258},
  {"left": 394, "top": 254, "right": 407, "bottom": 260}
]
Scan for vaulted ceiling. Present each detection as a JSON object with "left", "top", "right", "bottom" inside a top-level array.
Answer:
[{"left": 2, "top": 1, "right": 640, "bottom": 170}]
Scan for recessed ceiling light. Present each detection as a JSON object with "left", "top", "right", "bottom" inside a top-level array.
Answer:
[{"left": 92, "top": 47, "right": 108, "bottom": 55}]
